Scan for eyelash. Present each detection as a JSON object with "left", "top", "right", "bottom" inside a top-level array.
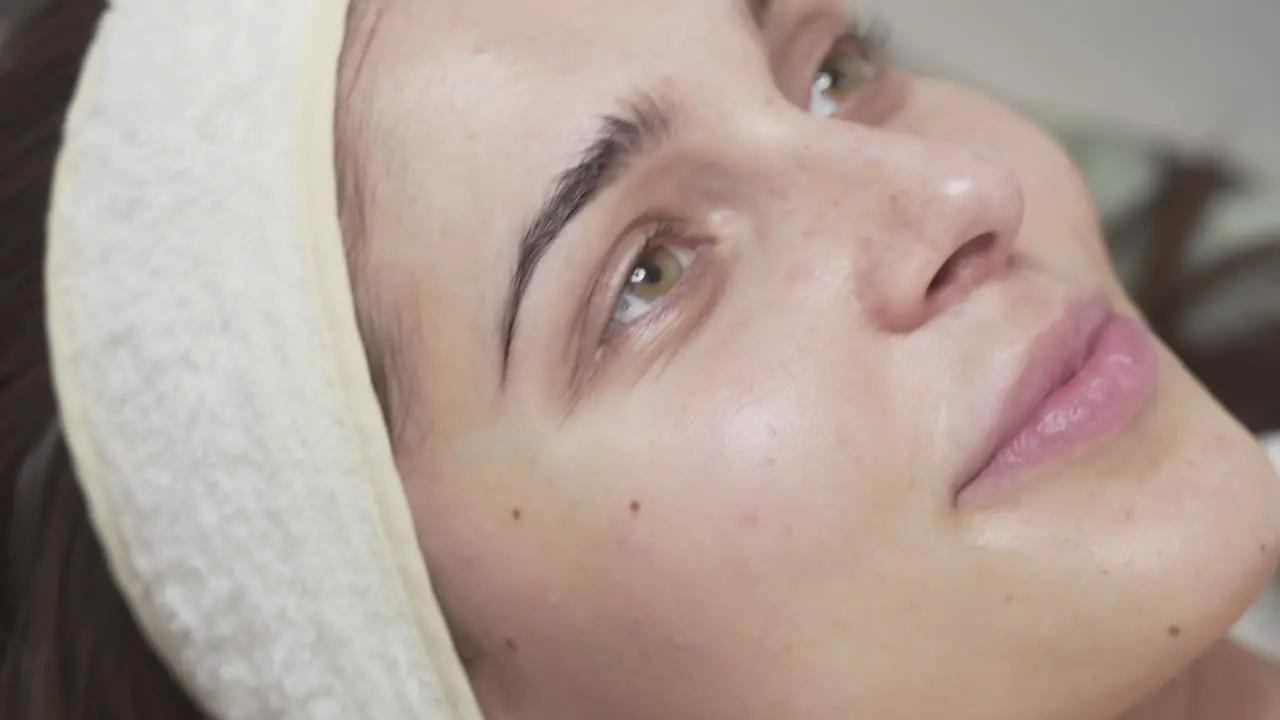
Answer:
[
  {"left": 841, "top": 16, "right": 891, "bottom": 60},
  {"left": 594, "top": 19, "right": 893, "bottom": 351},
  {"left": 600, "top": 218, "right": 697, "bottom": 347},
  {"left": 810, "top": 17, "right": 893, "bottom": 114}
]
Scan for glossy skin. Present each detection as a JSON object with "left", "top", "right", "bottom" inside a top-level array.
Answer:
[{"left": 340, "top": 1, "right": 1280, "bottom": 718}]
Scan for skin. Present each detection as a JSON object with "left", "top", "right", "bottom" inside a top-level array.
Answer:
[{"left": 339, "top": 1, "right": 1280, "bottom": 718}]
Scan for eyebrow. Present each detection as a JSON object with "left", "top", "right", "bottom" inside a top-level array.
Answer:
[{"left": 499, "top": 92, "right": 677, "bottom": 381}]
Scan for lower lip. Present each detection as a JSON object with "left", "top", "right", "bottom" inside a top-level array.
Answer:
[{"left": 957, "top": 312, "right": 1159, "bottom": 507}]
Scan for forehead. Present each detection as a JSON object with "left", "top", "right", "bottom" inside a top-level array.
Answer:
[{"left": 364, "top": 0, "right": 766, "bottom": 187}]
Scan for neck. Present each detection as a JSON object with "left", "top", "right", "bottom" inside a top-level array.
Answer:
[{"left": 1120, "top": 642, "right": 1280, "bottom": 720}]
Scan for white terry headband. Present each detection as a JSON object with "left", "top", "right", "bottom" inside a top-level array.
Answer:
[{"left": 45, "top": 1, "right": 483, "bottom": 718}]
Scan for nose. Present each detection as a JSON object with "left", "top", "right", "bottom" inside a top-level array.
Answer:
[{"left": 850, "top": 135, "right": 1023, "bottom": 333}]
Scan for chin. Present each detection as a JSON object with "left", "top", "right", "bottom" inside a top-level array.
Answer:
[
  {"left": 1151, "top": 343, "right": 1280, "bottom": 595},
  {"left": 960, "top": 341, "right": 1280, "bottom": 718},
  {"left": 1089, "top": 346, "right": 1280, "bottom": 713}
]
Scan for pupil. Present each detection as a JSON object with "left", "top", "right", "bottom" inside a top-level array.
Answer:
[{"left": 632, "top": 262, "right": 662, "bottom": 286}]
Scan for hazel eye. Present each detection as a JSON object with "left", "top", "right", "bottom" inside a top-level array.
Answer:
[
  {"left": 610, "top": 244, "right": 694, "bottom": 327},
  {"left": 809, "top": 33, "right": 882, "bottom": 118}
]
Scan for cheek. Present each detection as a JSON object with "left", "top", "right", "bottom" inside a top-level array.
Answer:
[
  {"left": 645, "top": 369, "right": 867, "bottom": 535},
  {"left": 571, "top": 313, "right": 931, "bottom": 581}
]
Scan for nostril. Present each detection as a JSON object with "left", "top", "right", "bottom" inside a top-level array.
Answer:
[{"left": 927, "top": 232, "right": 998, "bottom": 298}]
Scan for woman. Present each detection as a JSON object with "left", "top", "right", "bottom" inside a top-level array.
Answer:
[{"left": 3, "top": 0, "right": 1280, "bottom": 718}]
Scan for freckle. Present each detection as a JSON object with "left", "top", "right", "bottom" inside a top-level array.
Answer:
[
  {"left": 1123, "top": 509, "right": 1135, "bottom": 521},
  {"left": 504, "top": 637, "right": 519, "bottom": 653},
  {"left": 1168, "top": 625, "right": 1181, "bottom": 638},
  {"left": 630, "top": 500, "right": 642, "bottom": 515},
  {"left": 512, "top": 507, "right": 522, "bottom": 521}
]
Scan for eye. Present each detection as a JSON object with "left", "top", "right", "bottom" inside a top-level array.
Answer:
[
  {"left": 808, "top": 24, "right": 887, "bottom": 118},
  {"left": 609, "top": 241, "right": 695, "bottom": 328}
]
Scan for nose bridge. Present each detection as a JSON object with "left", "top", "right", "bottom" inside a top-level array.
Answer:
[{"left": 797, "top": 125, "right": 1026, "bottom": 332}]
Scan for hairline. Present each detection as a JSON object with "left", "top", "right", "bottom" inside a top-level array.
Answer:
[{"left": 336, "top": 0, "right": 418, "bottom": 448}]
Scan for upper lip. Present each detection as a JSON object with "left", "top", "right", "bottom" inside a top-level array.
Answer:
[{"left": 953, "top": 293, "right": 1113, "bottom": 497}]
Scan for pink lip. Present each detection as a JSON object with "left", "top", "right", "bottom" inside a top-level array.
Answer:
[{"left": 955, "top": 296, "right": 1159, "bottom": 508}]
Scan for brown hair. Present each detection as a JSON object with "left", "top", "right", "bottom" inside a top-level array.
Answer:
[
  {"left": 0, "top": 1, "right": 212, "bottom": 716},
  {"left": 0, "top": 1, "right": 389, "bottom": 718}
]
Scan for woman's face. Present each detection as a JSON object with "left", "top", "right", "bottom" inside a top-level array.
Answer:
[{"left": 349, "top": 1, "right": 1280, "bottom": 718}]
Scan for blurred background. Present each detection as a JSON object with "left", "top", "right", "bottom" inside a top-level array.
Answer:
[{"left": 8, "top": 0, "right": 1274, "bottom": 432}]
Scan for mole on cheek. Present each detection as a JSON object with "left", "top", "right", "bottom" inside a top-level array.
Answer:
[
  {"left": 504, "top": 637, "right": 519, "bottom": 653},
  {"left": 512, "top": 507, "right": 522, "bottom": 521},
  {"left": 1167, "top": 625, "right": 1181, "bottom": 638},
  {"left": 630, "top": 500, "right": 642, "bottom": 515}
]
